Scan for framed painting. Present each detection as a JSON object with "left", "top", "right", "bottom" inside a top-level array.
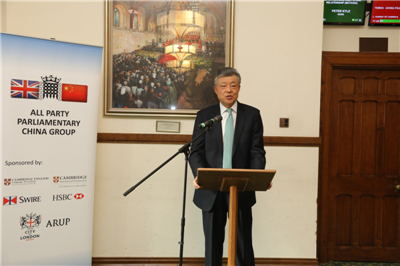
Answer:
[{"left": 104, "top": 0, "right": 235, "bottom": 117}]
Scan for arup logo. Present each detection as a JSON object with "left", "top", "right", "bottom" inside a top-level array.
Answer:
[
  {"left": 46, "top": 218, "right": 71, "bottom": 228},
  {"left": 74, "top": 193, "right": 84, "bottom": 199},
  {"left": 3, "top": 196, "right": 17, "bottom": 206}
]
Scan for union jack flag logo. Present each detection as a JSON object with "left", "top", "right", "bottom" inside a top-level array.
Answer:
[{"left": 11, "top": 79, "right": 40, "bottom": 99}]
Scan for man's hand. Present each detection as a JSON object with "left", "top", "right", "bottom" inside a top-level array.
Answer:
[
  {"left": 268, "top": 182, "right": 273, "bottom": 190},
  {"left": 193, "top": 176, "right": 202, "bottom": 189}
]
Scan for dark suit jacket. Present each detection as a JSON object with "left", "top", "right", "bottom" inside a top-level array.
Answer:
[{"left": 189, "top": 102, "right": 266, "bottom": 211}]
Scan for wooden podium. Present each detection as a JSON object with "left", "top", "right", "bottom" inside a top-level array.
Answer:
[{"left": 197, "top": 168, "right": 276, "bottom": 266}]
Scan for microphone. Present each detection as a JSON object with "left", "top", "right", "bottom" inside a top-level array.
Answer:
[{"left": 197, "top": 115, "right": 223, "bottom": 128}]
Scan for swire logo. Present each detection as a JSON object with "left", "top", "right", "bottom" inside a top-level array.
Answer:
[
  {"left": 3, "top": 196, "right": 17, "bottom": 206},
  {"left": 3, "top": 196, "right": 42, "bottom": 206}
]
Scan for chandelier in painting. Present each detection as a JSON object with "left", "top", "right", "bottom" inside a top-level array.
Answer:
[{"left": 158, "top": 0, "right": 204, "bottom": 74}]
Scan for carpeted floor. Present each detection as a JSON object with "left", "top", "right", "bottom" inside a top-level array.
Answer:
[{"left": 320, "top": 262, "right": 400, "bottom": 266}]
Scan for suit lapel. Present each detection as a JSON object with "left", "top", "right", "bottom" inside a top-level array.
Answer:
[
  {"left": 210, "top": 104, "right": 223, "bottom": 154},
  {"left": 233, "top": 102, "right": 245, "bottom": 155}
]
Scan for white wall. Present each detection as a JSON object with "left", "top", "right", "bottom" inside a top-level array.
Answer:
[
  {"left": 235, "top": 1, "right": 323, "bottom": 138},
  {"left": 323, "top": 23, "right": 400, "bottom": 52},
  {"left": 93, "top": 144, "right": 319, "bottom": 258},
  {"left": 322, "top": 6, "right": 400, "bottom": 52},
  {"left": 2, "top": 0, "right": 327, "bottom": 260},
  {"left": 1, "top": 1, "right": 103, "bottom": 47}
]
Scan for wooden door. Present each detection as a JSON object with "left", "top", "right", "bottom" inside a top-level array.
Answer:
[{"left": 318, "top": 52, "right": 400, "bottom": 263}]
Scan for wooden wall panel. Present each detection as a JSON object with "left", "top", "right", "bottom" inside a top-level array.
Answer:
[
  {"left": 360, "top": 101, "right": 377, "bottom": 177},
  {"left": 384, "top": 102, "right": 400, "bottom": 177},
  {"left": 335, "top": 194, "right": 352, "bottom": 247},
  {"left": 363, "top": 78, "right": 379, "bottom": 95},
  {"left": 340, "top": 77, "right": 356, "bottom": 95},
  {"left": 358, "top": 195, "right": 375, "bottom": 247},
  {"left": 97, "top": 133, "right": 321, "bottom": 147},
  {"left": 337, "top": 101, "right": 354, "bottom": 176},
  {"left": 382, "top": 196, "right": 398, "bottom": 248},
  {"left": 387, "top": 78, "right": 400, "bottom": 96},
  {"left": 91, "top": 257, "right": 319, "bottom": 266}
]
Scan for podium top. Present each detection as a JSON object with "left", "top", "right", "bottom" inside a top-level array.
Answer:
[{"left": 197, "top": 168, "right": 276, "bottom": 192}]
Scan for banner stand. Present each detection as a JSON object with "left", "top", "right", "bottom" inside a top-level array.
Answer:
[{"left": 1, "top": 33, "right": 103, "bottom": 266}]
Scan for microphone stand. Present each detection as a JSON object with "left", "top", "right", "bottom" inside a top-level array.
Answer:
[{"left": 123, "top": 126, "right": 212, "bottom": 266}]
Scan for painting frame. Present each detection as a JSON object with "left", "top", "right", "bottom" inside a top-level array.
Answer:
[{"left": 104, "top": 0, "right": 235, "bottom": 117}]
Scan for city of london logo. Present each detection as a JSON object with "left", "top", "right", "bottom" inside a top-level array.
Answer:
[
  {"left": 20, "top": 212, "right": 42, "bottom": 241},
  {"left": 20, "top": 212, "right": 41, "bottom": 229}
]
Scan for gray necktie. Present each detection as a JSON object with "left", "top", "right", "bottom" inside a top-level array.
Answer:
[{"left": 223, "top": 108, "right": 234, "bottom": 169}]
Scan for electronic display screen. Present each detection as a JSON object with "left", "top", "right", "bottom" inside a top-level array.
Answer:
[
  {"left": 369, "top": 0, "right": 400, "bottom": 26},
  {"left": 323, "top": 0, "right": 366, "bottom": 25}
]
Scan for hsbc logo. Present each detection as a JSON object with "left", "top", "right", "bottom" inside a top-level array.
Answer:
[
  {"left": 53, "top": 193, "right": 84, "bottom": 201},
  {"left": 74, "top": 193, "right": 84, "bottom": 199},
  {"left": 53, "top": 194, "right": 72, "bottom": 201}
]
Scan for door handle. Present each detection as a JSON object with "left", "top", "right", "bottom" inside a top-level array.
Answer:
[
  {"left": 388, "top": 183, "right": 400, "bottom": 193},
  {"left": 388, "top": 182, "right": 400, "bottom": 193}
]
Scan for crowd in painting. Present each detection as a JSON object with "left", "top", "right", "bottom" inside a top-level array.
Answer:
[
  {"left": 112, "top": 50, "right": 216, "bottom": 110},
  {"left": 112, "top": 53, "right": 188, "bottom": 109}
]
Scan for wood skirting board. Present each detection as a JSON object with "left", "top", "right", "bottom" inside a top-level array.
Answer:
[
  {"left": 92, "top": 257, "right": 319, "bottom": 266},
  {"left": 97, "top": 133, "right": 321, "bottom": 147}
]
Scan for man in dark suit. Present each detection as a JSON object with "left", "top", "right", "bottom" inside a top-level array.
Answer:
[{"left": 189, "top": 67, "right": 271, "bottom": 266}]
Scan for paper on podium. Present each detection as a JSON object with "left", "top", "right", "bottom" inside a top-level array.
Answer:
[{"left": 197, "top": 168, "right": 275, "bottom": 192}]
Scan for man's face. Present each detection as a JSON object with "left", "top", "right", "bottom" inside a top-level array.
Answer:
[{"left": 214, "top": 75, "right": 240, "bottom": 108}]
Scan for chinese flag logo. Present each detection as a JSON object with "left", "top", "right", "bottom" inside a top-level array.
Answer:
[{"left": 61, "top": 83, "right": 88, "bottom": 103}]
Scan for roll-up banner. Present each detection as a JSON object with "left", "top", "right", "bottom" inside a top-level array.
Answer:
[{"left": 1, "top": 33, "right": 103, "bottom": 266}]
